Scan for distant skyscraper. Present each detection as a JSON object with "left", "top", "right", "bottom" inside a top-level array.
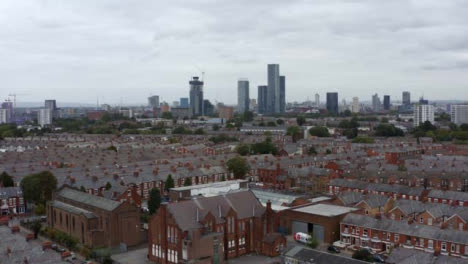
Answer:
[
  {"left": 257, "top": 85, "right": 268, "bottom": 114},
  {"left": 383, "top": 95, "right": 390, "bottom": 110},
  {"left": 148, "top": 95, "right": 160, "bottom": 109},
  {"left": 189, "top": 76, "right": 204, "bottom": 116},
  {"left": 237, "top": 79, "right": 250, "bottom": 113},
  {"left": 203, "top": 99, "right": 214, "bottom": 116},
  {"left": 451, "top": 105, "right": 468, "bottom": 125},
  {"left": 38, "top": 108, "right": 52, "bottom": 127},
  {"left": 45, "top": 100, "right": 57, "bottom": 110},
  {"left": 419, "top": 97, "right": 429, "bottom": 105},
  {"left": 1, "top": 101, "right": 13, "bottom": 123},
  {"left": 279, "top": 76, "right": 286, "bottom": 113},
  {"left": 267, "top": 64, "right": 280, "bottom": 114},
  {"left": 414, "top": 104, "right": 434, "bottom": 126},
  {"left": 326, "top": 93, "right": 338, "bottom": 114},
  {"left": 0, "top": 109, "right": 10, "bottom": 124},
  {"left": 180, "top": 98, "right": 189, "bottom": 108},
  {"left": 315, "top": 93, "right": 320, "bottom": 108},
  {"left": 352, "top": 97, "right": 360, "bottom": 113},
  {"left": 402, "top": 91, "right": 411, "bottom": 106},
  {"left": 372, "top": 94, "right": 381, "bottom": 112}
]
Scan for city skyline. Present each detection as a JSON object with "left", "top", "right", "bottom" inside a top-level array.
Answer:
[{"left": 1, "top": 1, "right": 468, "bottom": 105}]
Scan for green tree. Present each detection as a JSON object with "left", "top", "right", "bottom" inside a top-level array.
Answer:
[
  {"left": 80, "top": 186, "right": 86, "bottom": 192},
  {"left": 352, "top": 136, "right": 375, "bottom": 144},
  {"left": 276, "top": 119, "right": 284, "bottom": 125},
  {"left": 309, "top": 126, "right": 330, "bottom": 137},
  {"left": 194, "top": 128, "right": 205, "bottom": 135},
  {"left": 236, "top": 144, "right": 250, "bottom": 156},
  {"left": 148, "top": 188, "right": 161, "bottom": 215},
  {"left": 287, "top": 126, "right": 301, "bottom": 143},
  {"left": 105, "top": 182, "right": 112, "bottom": 190},
  {"left": 164, "top": 174, "right": 175, "bottom": 192},
  {"left": 161, "top": 112, "right": 173, "bottom": 119},
  {"left": 212, "top": 124, "right": 220, "bottom": 131},
  {"left": 267, "top": 121, "right": 277, "bottom": 127},
  {"left": 307, "top": 234, "right": 319, "bottom": 249},
  {"left": 307, "top": 146, "right": 317, "bottom": 155},
  {"left": 242, "top": 111, "right": 254, "bottom": 122},
  {"left": 460, "top": 124, "right": 468, "bottom": 131},
  {"left": 352, "top": 249, "right": 373, "bottom": 262},
  {"left": 375, "top": 124, "right": 404, "bottom": 137},
  {"left": 0, "top": 171, "right": 14, "bottom": 187},
  {"left": 34, "top": 204, "right": 46, "bottom": 215},
  {"left": 296, "top": 116, "right": 306, "bottom": 126},
  {"left": 184, "top": 177, "right": 192, "bottom": 186},
  {"left": 31, "top": 220, "right": 42, "bottom": 239},
  {"left": 20, "top": 171, "right": 57, "bottom": 206},
  {"left": 226, "top": 156, "right": 251, "bottom": 179}
]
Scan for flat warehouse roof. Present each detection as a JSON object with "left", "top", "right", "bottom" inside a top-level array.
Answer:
[{"left": 292, "top": 203, "right": 357, "bottom": 217}]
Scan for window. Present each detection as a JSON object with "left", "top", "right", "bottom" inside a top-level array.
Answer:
[
  {"left": 459, "top": 223, "right": 464, "bottom": 231},
  {"left": 451, "top": 244, "right": 456, "bottom": 252},
  {"left": 391, "top": 213, "right": 395, "bottom": 220},
  {"left": 363, "top": 229, "right": 368, "bottom": 237},
  {"left": 428, "top": 240, "right": 433, "bottom": 249},
  {"left": 419, "top": 217, "right": 423, "bottom": 224},
  {"left": 387, "top": 233, "right": 391, "bottom": 241},
  {"left": 395, "top": 234, "right": 399, "bottom": 242},
  {"left": 441, "top": 242, "right": 447, "bottom": 252},
  {"left": 365, "top": 210, "right": 369, "bottom": 215},
  {"left": 419, "top": 238, "right": 424, "bottom": 247},
  {"left": 428, "top": 218, "right": 432, "bottom": 225}
]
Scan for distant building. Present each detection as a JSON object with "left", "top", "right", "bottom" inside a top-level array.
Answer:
[
  {"left": 172, "top": 101, "right": 180, "bottom": 107},
  {"left": 203, "top": 100, "right": 214, "bottom": 116},
  {"left": 315, "top": 93, "right": 320, "bottom": 108},
  {"left": 279, "top": 75, "right": 286, "bottom": 113},
  {"left": 160, "top": 103, "right": 170, "bottom": 113},
  {"left": 249, "top": 99, "right": 257, "bottom": 111},
  {"left": 180, "top": 97, "right": 189, "bottom": 108},
  {"left": 413, "top": 104, "right": 434, "bottom": 126},
  {"left": 189, "top": 77, "right": 204, "bottom": 116},
  {"left": 171, "top": 107, "right": 190, "bottom": 119},
  {"left": 372, "top": 94, "right": 381, "bottom": 112},
  {"left": 451, "top": 104, "right": 468, "bottom": 125},
  {"left": 402, "top": 91, "right": 411, "bottom": 106},
  {"left": 237, "top": 79, "right": 250, "bottom": 113},
  {"left": 419, "top": 97, "right": 429, "bottom": 105},
  {"left": 218, "top": 104, "right": 234, "bottom": 120},
  {"left": 119, "top": 109, "right": 134, "bottom": 118},
  {"left": 148, "top": 95, "right": 160, "bottom": 109},
  {"left": 47, "top": 187, "right": 143, "bottom": 248},
  {"left": 45, "top": 100, "right": 57, "bottom": 111},
  {"left": 0, "top": 109, "right": 10, "bottom": 124},
  {"left": 326, "top": 92, "right": 338, "bottom": 114},
  {"left": 257, "top": 85, "right": 268, "bottom": 114},
  {"left": 101, "top": 104, "right": 111, "bottom": 111},
  {"left": 383, "top": 95, "right": 390, "bottom": 110},
  {"left": 267, "top": 64, "right": 280, "bottom": 114},
  {"left": 38, "top": 108, "right": 52, "bottom": 127},
  {"left": 87, "top": 111, "right": 106, "bottom": 121},
  {"left": 351, "top": 97, "right": 360, "bottom": 113}
]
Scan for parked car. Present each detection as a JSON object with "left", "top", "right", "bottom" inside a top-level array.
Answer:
[
  {"left": 373, "top": 254, "right": 385, "bottom": 263},
  {"left": 51, "top": 244, "right": 58, "bottom": 251},
  {"left": 327, "top": 246, "right": 340, "bottom": 253}
]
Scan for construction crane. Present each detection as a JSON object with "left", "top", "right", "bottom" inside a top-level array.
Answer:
[{"left": 8, "top": 93, "right": 29, "bottom": 108}]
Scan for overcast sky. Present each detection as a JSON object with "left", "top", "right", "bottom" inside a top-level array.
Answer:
[{"left": 1, "top": 0, "right": 468, "bottom": 106}]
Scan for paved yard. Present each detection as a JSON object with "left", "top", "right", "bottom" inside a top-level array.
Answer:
[
  {"left": 112, "top": 247, "right": 151, "bottom": 264},
  {"left": 228, "top": 254, "right": 281, "bottom": 264}
]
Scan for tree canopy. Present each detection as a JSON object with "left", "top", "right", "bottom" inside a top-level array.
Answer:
[
  {"left": 148, "top": 188, "right": 161, "bottom": 215},
  {"left": 309, "top": 126, "right": 330, "bottom": 137},
  {"left": 0, "top": 172, "right": 14, "bottom": 187},
  {"left": 287, "top": 126, "right": 301, "bottom": 143},
  {"left": 375, "top": 123, "right": 404, "bottom": 137},
  {"left": 20, "top": 171, "right": 57, "bottom": 205},
  {"left": 164, "top": 174, "right": 175, "bottom": 191},
  {"left": 226, "top": 156, "right": 251, "bottom": 179}
]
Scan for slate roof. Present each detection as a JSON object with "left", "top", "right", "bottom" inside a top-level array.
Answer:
[
  {"left": 337, "top": 191, "right": 365, "bottom": 206},
  {"left": 342, "top": 213, "right": 468, "bottom": 244},
  {"left": 283, "top": 245, "right": 368, "bottom": 264},
  {"left": 167, "top": 190, "right": 265, "bottom": 231},
  {"left": 51, "top": 200, "right": 96, "bottom": 219},
  {"left": 0, "top": 187, "right": 22, "bottom": 199},
  {"left": 428, "top": 189, "right": 468, "bottom": 201},
  {"left": 57, "top": 187, "right": 121, "bottom": 211}
]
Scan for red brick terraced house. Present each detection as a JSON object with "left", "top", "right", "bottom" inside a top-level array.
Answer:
[
  {"left": 148, "top": 190, "right": 283, "bottom": 263},
  {"left": 340, "top": 213, "right": 468, "bottom": 258},
  {"left": 0, "top": 187, "right": 25, "bottom": 215}
]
